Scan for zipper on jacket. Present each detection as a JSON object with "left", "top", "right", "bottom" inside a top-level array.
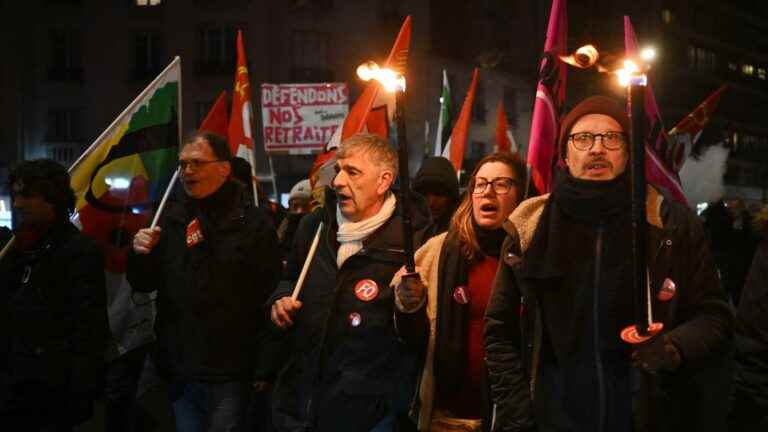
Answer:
[{"left": 593, "top": 224, "right": 606, "bottom": 432}]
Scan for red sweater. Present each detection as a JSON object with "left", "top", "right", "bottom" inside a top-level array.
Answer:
[{"left": 439, "top": 255, "right": 498, "bottom": 418}]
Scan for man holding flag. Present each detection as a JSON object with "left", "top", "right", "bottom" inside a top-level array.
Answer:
[{"left": 128, "top": 132, "right": 281, "bottom": 431}]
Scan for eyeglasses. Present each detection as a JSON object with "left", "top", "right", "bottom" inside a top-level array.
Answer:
[
  {"left": 178, "top": 159, "right": 225, "bottom": 171},
  {"left": 568, "top": 131, "right": 626, "bottom": 151},
  {"left": 472, "top": 177, "right": 517, "bottom": 195}
]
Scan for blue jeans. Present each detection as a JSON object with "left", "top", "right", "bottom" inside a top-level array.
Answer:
[{"left": 170, "top": 381, "right": 251, "bottom": 432}]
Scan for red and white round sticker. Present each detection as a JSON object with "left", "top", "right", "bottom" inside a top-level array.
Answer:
[
  {"left": 453, "top": 286, "right": 470, "bottom": 305},
  {"left": 354, "top": 279, "right": 379, "bottom": 302},
  {"left": 657, "top": 278, "right": 676, "bottom": 302}
]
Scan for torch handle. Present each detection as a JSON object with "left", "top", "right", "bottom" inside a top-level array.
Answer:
[
  {"left": 395, "top": 88, "right": 416, "bottom": 273},
  {"left": 291, "top": 222, "right": 323, "bottom": 301},
  {"left": 629, "top": 83, "right": 650, "bottom": 336}
]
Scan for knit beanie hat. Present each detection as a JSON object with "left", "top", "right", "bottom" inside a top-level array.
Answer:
[
  {"left": 289, "top": 179, "right": 311, "bottom": 201},
  {"left": 558, "top": 95, "right": 630, "bottom": 160},
  {"left": 413, "top": 156, "right": 460, "bottom": 200}
]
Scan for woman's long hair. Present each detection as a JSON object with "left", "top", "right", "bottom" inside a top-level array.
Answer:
[{"left": 450, "top": 151, "right": 526, "bottom": 261}]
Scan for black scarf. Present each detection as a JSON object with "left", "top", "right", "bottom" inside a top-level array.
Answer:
[{"left": 553, "top": 169, "right": 631, "bottom": 225}]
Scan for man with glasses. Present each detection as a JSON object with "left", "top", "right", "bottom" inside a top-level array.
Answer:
[
  {"left": 128, "top": 131, "right": 281, "bottom": 432},
  {"left": 485, "top": 96, "right": 733, "bottom": 432}
]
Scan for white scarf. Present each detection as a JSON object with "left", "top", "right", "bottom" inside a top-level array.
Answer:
[{"left": 336, "top": 192, "right": 397, "bottom": 268}]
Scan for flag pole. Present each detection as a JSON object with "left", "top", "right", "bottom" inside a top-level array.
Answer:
[
  {"left": 291, "top": 222, "right": 324, "bottom": 300},
  {"left": 150, "top": 169, "right": 180, "bottom": 229},
  {"left": 0, "top": 236, "right": 14, "bottom": 261}
]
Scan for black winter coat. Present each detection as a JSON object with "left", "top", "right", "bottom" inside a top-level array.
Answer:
[
  {"left": 0, "top": 222, "right": 108, "bottom": 423},
  {"left": 484, "top": 190, "right": 734, "bottom": 432},
  {"left": 127, "top": 181, "right": 281, "bottom": 382},
  {"left": 269, "top": 188, "right": 430, "bottom": 432}
]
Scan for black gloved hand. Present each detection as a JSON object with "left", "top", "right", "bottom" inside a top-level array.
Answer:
[
  {"left": 397, "top": 272, "right": 426, "bottom": 312},
  {"left": 631, "top": 333, "right": 682, "bottom": 373}
]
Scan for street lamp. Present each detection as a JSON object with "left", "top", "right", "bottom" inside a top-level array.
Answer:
[{"left": 356, "top": 61, "right": 415, "bottom": 273}]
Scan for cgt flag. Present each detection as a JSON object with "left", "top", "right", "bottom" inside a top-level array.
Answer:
[
  {"left": 527, "top": 0, "right": 567, "bottom": 195},
  {"left": 228, "top": 30, "right": 259, "bottom": 205},
  {"left": 308, "top": 15, "right": 412, "bottom": 207},
  {"left": 624, "top": 16, "right": 687, "bottom": 205},
  {"left": 70, "top": 56, "right": 181, "bottom": 358},
  {"left": 667, "top": 84, "right": 728, "bottom": 170}
]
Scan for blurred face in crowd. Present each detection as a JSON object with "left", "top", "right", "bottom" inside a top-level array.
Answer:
[
  {"left": 332, "top": 149, "right": 394, "bottom": 223},
  {"left": 179, "top": 138, "right": 231, "bottom": 199},
  {"left": 423, "top": 192, "right": 452, "bottom": 220},
  {"left": 471, "top": 161, "right": 520, "bottom": 230},
  {"left": 11, "top": 181, "right": 56, "bottom": 229},
  {"left": 289, "top": 197, "right": 309, "bottom": 214},
  {"left": 565, "top": 114, "right": 628, "bottom": 180}
]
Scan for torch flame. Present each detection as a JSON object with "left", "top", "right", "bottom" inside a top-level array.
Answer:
[
  {"left": 356, "top": 61, "right": 406, "bottom": 92},
  {"left": 559, "top": 44, "right": 599, "bottom": 69},
  {"left": 616, "top": 59, "right": 647, "bottom": 87}
]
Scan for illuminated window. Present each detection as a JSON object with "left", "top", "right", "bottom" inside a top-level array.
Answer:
[
  {"left": 662, "top": 9, "right": 673, "bottom": 24},
  {"left": 743, "top": 64, "right": 754, "bottom": 76},
  {"left": 729, "top": 62, "right": 738, "bottom": 72},
  {"left": 758, "top": 68, "right": 767, "bottom": 80},
  {"left": 136, "top": 0, "right": 161, "bottom": 5}
]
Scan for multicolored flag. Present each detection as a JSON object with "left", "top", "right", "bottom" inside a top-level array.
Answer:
[
  {"left": 70, "top": 56, "right": 181, "bottom": 357},
  {"left": 667, "top": 84, "right": 727, "bottom": 168},
  {"left": 228, "top": 30, "right": 259, "bottom": 205},
  {"left": 434, "top": 69, "right": 452, "bottom": 156},
  {"left": 527, "top": 0, "right": 567, "bottom": 195},
  {"left": 495, "top": 100, "right": 518, "bottom": 153},
  {"left": 442, "top": 68, "right": 479, "bottom": 175},
  {"left": 624, "top": 16, "right": 687, "bottom": 205},
  {"left": 199, "top": 90, "right": 229, "bottom": 136},
  {"left": 309, "top": 15, "right": 412, "bottom": 206}
]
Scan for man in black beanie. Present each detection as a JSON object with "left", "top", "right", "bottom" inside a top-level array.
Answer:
[
  {"left": 414, "top": 156, "right": 460, "bottom": 239},
  {"left": 485, "top": 95, "right": 733, "bottom": 432}
]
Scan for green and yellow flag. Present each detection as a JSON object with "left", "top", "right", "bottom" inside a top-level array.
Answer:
[{"left": 71, "top": 56, "right": 181, "bottom": 357}]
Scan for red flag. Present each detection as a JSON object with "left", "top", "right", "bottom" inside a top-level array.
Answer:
[
  {"left": 199, "top": 91, "right": 229, "bottom": 137},
  {"left": 669, "top": 84, "right": 727, "bottom": 139},
  {"left": 526, "top": 0, "right": 567, "bottom": 195},
  {"left": 624, "top": 16, "right": 688, "bottom": 205},
  {"left": 228, "top": 30, "right": 255, "bottom": 161},
  {"left": 309, "top": 16, "right": 412, "bottom": 195},
  {"left": 495, "top": 101, "right": 516, "bottom": 153},
  {"left": 443, "top": 68, "right": 479, "bottom": 174}
]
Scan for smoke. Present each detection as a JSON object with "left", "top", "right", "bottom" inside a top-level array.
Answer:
[{"left": 679, "top": 144, "right": 729, "bottom": 205}]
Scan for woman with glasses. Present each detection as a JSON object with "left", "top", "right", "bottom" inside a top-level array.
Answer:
[{"left": 392, "top": 152, "right": 526, "bottom": 432}]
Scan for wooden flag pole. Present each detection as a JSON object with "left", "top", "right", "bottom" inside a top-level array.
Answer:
[
  {"left": 150, "top": 169, "right": 180, "bottom": 229},
  {"left": 0, "top": 236, "right": 14, "bottom": 261},
  {"left": 291, "top": 222, "right": 324, "bottom": 300}
]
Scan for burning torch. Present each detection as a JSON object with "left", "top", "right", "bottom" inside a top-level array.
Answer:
[
  {"left": 617, "top": 49, "right": 665, "bottom": 344},
  {"left": 357, "top": 61, "right": 416, "bottom": 273}
]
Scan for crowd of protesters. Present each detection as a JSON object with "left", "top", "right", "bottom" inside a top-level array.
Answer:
[{"left": 1, "top": 95, "right": 767, "bottom": 432}]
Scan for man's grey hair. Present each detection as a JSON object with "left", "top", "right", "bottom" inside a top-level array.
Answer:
[{"left": 337, "top": 133, "right": 398, "bottom": 176}]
